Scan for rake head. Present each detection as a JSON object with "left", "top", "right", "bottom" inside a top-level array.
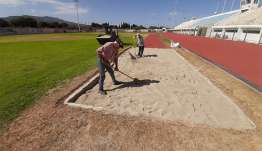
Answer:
[{"left": 128, "top": 52, "right": 137, "bottom": 60}]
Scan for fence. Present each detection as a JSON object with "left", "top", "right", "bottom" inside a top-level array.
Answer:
[
  {"left": 0, "top": 27, "right": 88, "bottom": 36},
  {"left": 168, "top": 28, "right": 198, "bottom": 36}
]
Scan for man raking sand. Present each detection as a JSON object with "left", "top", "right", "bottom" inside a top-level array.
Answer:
[{"left": 96, "top": 40, "right": 124, "bottom": 95}]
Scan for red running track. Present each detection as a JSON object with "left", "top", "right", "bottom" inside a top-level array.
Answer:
[
  {"left": 163, "top": 32, "right": 262, "bottom": 90},
  {"left": 144, "top": 33, "right": 169, "bottom": 48}
]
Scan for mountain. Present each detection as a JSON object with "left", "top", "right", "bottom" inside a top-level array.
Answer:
[{"left": 1, "top": 15, "right": 77, "bottom": 26}]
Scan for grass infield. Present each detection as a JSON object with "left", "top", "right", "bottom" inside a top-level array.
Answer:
[{"left": 0, "top": 32, "right": 136, "bottom": 128}]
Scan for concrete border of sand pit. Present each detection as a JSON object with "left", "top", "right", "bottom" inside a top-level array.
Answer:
[{"left": 64, "top": 46, "right": 131, "bottom": 107}]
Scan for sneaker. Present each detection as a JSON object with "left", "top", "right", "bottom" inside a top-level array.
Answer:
[
  {"left": 99, "top": 90, "right": 107, "bottom": 95},
  {"left": 113, "top": 80, "right": 123, "bottom": 85}
]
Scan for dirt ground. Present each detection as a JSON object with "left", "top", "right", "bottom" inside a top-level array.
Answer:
[{"left": 0, "top": 47, "right": 262, "bottom": 151}]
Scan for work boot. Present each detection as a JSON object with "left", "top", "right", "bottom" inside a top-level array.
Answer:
[
  {"left": 113, "top": 80, "right": 123, "bottom": 85},
  {"left": 99, "top": 90, "right": 107, "bottom": 95}
]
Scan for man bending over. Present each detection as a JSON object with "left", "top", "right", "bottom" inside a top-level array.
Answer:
[{"left": 96, "top": 41, "right": 123, "bottom": 95}]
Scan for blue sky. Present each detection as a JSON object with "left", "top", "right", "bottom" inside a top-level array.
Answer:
[{"left": 0, "top": 0, "right": 240, "bottom": 27}]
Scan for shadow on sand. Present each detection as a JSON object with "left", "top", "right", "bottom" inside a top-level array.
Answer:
[
  {"left": 106, "top": 79, "right": 160, "bottom": 91},
  {"left": 142, "top": 54, "right": 158, "bottom": 58}
]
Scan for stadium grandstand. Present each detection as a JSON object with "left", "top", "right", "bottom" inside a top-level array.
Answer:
[{"left": 170, "top": 0, "right": 262, "bottom": 44}]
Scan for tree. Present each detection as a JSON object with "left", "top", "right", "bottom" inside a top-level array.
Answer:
[
  {"left": 102, "top": 22, "right": 109, "bottom": 28},
  {"left": 39, "top": 21, "right": 50, "bottom": 28},
  {"left": 50, "top": 22, "right": 60, "bottom": 28},
  {"left": 0, "top": 19, "right": 10, "bottom": 27},
  {"left": 39, "top": 21, "right": 68, "bottom": 28},
  {"left": 120, "top": 22, "right": 131, "bottom": 29},
  {"left": 131, "top": 24, "right": 138, "bottom": 29},
  {"left": 138, "top": 25, "right": 146, "bottom": 29},
  {"left": 109, "top": 25, "right": 118, "bottom": 29},
  {"left": 101, "top": 22, "right": 111, "bottom": 33},
  {"left": 10, "top": 17, "right": 38, "bottom": 27},
  {"left": 91, "top": 22, "right": 102, "bottom": 28},
  {"left": 149, "top": 26, "right": 159, "bottom": 29},
  {"left": 131, "top": 24, "right": 146, "bottom": 30},
  {"left": 60, "top": 23, "right": 68, "bottom": 28}
]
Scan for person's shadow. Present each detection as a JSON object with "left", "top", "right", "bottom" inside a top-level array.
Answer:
[{"left": 106, "top": 79, "right": 160, "bottom": 91}]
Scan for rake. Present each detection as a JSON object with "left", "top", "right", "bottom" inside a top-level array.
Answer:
[
  {"left": 117, "top": 70, "right": 139, "bottom": 82},
  {"left": 128, "top": 52, "right": 137, "bottom": 60}
]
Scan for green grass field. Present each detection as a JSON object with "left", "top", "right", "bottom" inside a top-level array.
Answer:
[{"left": 0, "top": 32, "right": 135, "bottom": 128}]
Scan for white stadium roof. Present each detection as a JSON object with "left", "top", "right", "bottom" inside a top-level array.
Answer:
[
  {"left": 175, "top": 10, "right": 240, "bottom": 30},
  {"left": 216, "top": 7, "right": 262, "bottom": 26}
]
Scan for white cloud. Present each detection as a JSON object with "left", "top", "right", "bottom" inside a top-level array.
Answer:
[
  {"left": 0, "top": 0, "right": 88, "bottom": 15},
  {"left": 30, "top": 9, "right": 36, "bottom": 13},
  {"left": 0, "top": 0, "right": 24, "bottom": 5},
  {"left": 55, "top": 5, "right": 88, "bottom": 15},
  {"left": 169, "top": 11, "right": 177, "bottom": 16},
  {"left": 52, "top": 1, "right": 88, "bottom": 15},
  {"left": 32, "top": 0, "right": 88, "bottom": 15}
]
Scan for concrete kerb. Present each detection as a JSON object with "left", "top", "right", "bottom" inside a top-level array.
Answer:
[{"left": 64, "top": 46, "right": 132, "bottom": 106}]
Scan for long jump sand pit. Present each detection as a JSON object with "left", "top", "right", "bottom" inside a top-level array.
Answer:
[{"left": 76, "top": 48, "right": 255, "bottom": 130}]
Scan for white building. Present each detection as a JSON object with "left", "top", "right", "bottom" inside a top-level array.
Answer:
[
  {"left": 210, "top": 25, "right": 262, "bottom": 44},
  {"left": 241, "top": 0, "right": 261, "bottom": 12},
  {"left": 171, "top": 0, "right": 262, "bottom": 44},
  {"left": 170, "top": 10, "right": 240, "bottom": 36}
]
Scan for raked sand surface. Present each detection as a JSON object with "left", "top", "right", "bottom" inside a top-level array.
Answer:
[{"left": 76, "top": 48, "right": 255, "bottom": 130}]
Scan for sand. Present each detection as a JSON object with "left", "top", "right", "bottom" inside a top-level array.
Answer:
[
  {"left": 216, "top": 7, "right": 262, "bottom": 26},
  {"left": 76, "top": 48, "right": 255, "bottom": 130}
]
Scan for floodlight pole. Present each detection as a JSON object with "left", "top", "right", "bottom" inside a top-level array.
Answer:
[
  {"left": 230, "top": 0, "right": 236, "bottom": 11},
  {"left": 215, "top": 0, "right": 220, "bottom": 14},
  {"left": 222, "top": 0, "right": 228, "bottom": 13},
  {"left": 74, "top": 0, "right": 81, "bottom": 32}
]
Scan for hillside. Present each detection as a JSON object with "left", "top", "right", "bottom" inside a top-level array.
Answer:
[{"left": 1, "top": 15, "right": 77, "bottom": 26}]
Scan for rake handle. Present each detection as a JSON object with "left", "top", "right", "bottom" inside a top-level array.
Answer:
[{"left": 118, "top": 70, "right": 135, "bottom": 80}]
